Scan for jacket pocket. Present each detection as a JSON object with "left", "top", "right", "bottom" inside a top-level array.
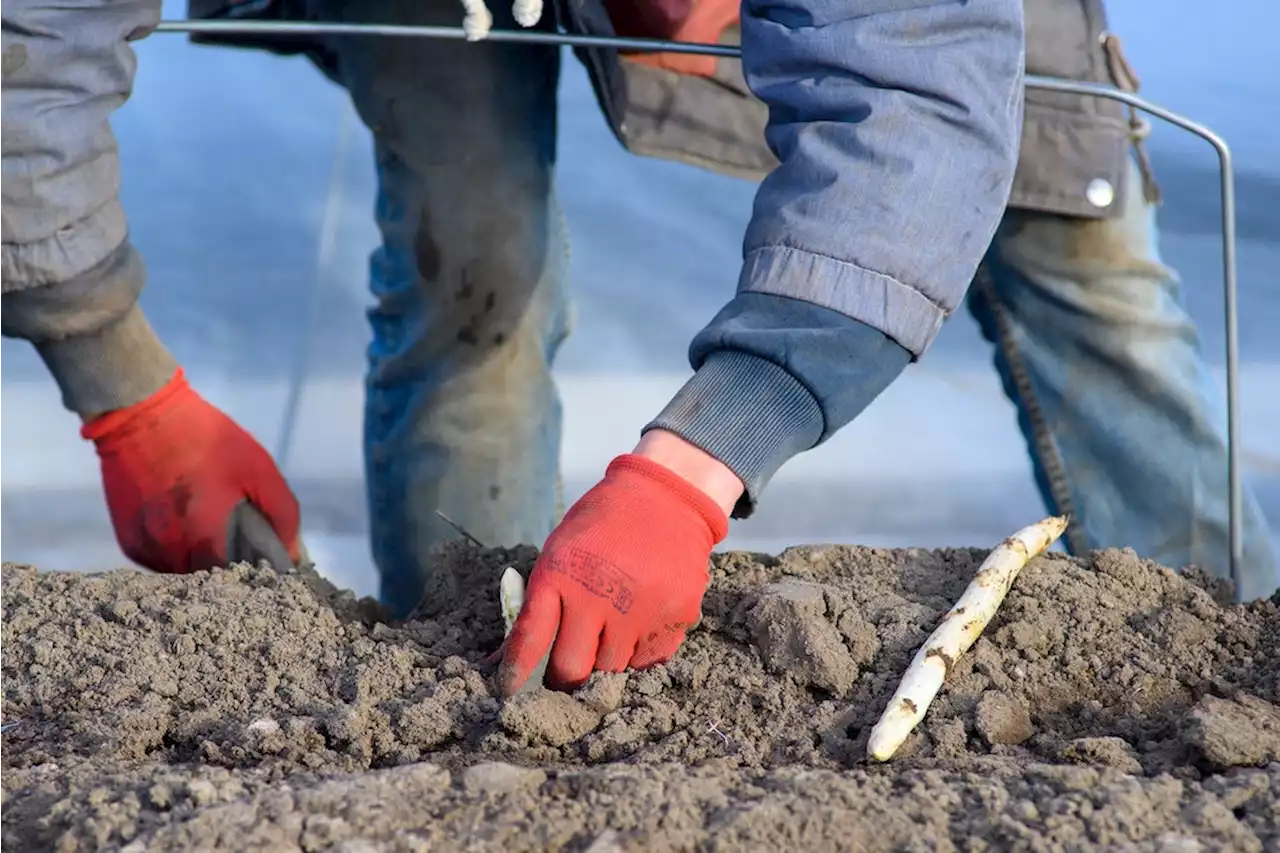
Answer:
[{"left": 1011, "top": 0, "right": 1133, "bottom": 218}]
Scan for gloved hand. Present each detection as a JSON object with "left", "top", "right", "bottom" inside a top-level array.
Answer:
[
  {"left": 499, "top": 454, "right": 729, "bottom": 695},
  {"left": 82, "top": 368, "right": 301, "bottom": 574}
]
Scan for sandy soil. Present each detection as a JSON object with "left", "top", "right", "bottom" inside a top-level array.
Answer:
[{"left": 3, "top": 542, "right": 1278, "bottom": 852}]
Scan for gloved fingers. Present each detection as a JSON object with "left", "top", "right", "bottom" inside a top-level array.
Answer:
[
  {"left": 121, "top": 532, "right": 187, "bottom": 576},
  {"left": 499, "top": 587, "right": 562, "bottom": 696},
  {"left": 629, "top": 623, "right": 689, "bottom": 671},
  {"left": 242, "top": 447, "right": 303, "bottom": 563},
  {"left": 594, "top": 622, "right": 638, "bottom": 673},
  {"left": 546, "top": 610, "right": 605, "bottom": 691},
  {"left": 120, "top": 494, "right": 192, "bottom": 574},
  {"left": 226, "top": 501, "right": 297, "bottom": 571},
  {"left": 249, "top": 496, "right": 302, "bottom": 563}
]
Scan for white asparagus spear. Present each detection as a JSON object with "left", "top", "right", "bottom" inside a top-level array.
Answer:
[
  {"left": 460, "top": 0, "right": 494, "bottom": 41},
  {"left": 866, "top": 514, "right": 1069, "bottom": 762},
  {"left": 512, "top": 0, "right": 543, "bottom": 28},
  {"left": 500, "top": 566, "right": 525, "bottom": 637},
  {"left": 498, "top": 566, "right": 553, "bottom": 693}
]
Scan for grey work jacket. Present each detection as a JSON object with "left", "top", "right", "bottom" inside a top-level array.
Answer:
[
  {"left": 187, "top": 0, "right": 1142, "bottom": 219},
  {"left": 564, "top": 0, "right": 1142, "bottom": 219}
]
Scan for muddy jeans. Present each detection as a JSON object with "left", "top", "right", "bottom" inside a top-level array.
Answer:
[
  {"left": 309, "top": 0, "right": 571, "bottom": 616},
  {"left": 969, "top": 159, "right": 1278, "bottom": 602}
]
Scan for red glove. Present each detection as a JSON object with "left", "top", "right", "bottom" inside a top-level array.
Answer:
[
  {"left": 82, "top": 368, "right": 301, "bottom": 574},
  {"left": 499, "top": 454, "right": 729, "bottom": 695}
]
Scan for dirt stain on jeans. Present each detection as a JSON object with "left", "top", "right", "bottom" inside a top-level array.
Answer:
[
  {"left": 2, "top": 44, "right": 27, "bottom": 77},
  {"left": 413, "top": 208, "right": 442, "bottom": 283}
]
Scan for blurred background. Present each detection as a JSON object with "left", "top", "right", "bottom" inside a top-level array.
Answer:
[{"left": 3, "top": 0, "right": 1277, "bottom": 597}]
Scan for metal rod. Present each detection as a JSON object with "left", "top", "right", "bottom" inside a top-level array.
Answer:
[
  {"left": 1020, "top": 78, "right": 1243, "bottom": 590},
  {"left": 277, "top": 103, "right": 352, "bottom": 473},
  {"left": 155, "top": 18, "right": 742, "bottom": 55},
  {"left": 154, "top": 19, "right": 1244, "bottom": 589}
]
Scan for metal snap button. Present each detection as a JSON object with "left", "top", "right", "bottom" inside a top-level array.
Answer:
[{"left": 1086, "top": 178, "right": 1115, "bottom": 209}]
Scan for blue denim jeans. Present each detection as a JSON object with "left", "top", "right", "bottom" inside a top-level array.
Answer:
[
  {"left": 318, "top": 0, "right": 570, "bottom": 616},
  {"left": 320, "top": 2, "right": 1275, "bottom": 609},
  {"left": 969, "top": 159, "right": 1278, "bottom": 602}
]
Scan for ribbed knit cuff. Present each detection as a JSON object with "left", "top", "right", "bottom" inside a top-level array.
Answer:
[
  {"left": 35, "top": 302, "right": 179, "bottom": 418},
  {"left": 1, "top": 241, "right": 178, "bottom": 418},
  {"left": 644, "top": 350, "right": 824, "bottom": 519}
]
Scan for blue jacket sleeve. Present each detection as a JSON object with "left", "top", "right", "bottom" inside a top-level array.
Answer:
[{"left": 647, "top": 0, "right": 1025, "bottom": 517}]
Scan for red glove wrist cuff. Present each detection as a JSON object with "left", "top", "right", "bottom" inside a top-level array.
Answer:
[
  {"left": 81, "top": 368, "right": 187, "bottom": 443},
  {"left": 606, "top": 454, "right": 730, "bottom": 544}
]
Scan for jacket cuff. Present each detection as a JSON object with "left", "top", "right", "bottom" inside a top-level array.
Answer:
[
  {"left": 1, "top": 242, "right": 178, "bottom": 418},
  {"left": 644, "top": 349, "right": 824, "bottom": 519},
  {"left": 34, "top": 302, "right": 179, "bottom": 419},
  {"left": 740, "top": 246, "right": 947, "bottom": 359}
]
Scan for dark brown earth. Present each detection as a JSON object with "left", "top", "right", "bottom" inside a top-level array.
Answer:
[{"left": 3, "top": 542, "right": 1278, "bottom": 852}]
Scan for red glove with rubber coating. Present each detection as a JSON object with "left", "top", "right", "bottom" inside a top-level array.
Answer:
[
  {"left": 499, "top": 454, "right": 729, "bottom": 695},
  {"left": 82, "top": 368, "right": 301, "bottom": 574}
]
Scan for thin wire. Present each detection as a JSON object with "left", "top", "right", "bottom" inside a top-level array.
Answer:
[
  {"left": 276, "top": 102, "right": 353, "bottom": 472},
  {"left": 435, "top": 510, "right": 487, "bottom": 548},
  {"left": 155, "top": 18, "right": 741, "bottom": 55},
  {"left": 156, "top": 19, "right": 1243, "bottom": 591}
]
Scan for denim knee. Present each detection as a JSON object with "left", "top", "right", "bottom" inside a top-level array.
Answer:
[{"left": 317, "top": 11, "right": 567, "bottom": 613}]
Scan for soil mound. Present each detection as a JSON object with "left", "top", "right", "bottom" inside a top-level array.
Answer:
[{"left": 3, "top": 543, "right": 1278, "bottom": 852}]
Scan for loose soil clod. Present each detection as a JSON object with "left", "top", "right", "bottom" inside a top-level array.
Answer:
[{"left": 2, "top": 542, "right": 1278, "bottom": 852}]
